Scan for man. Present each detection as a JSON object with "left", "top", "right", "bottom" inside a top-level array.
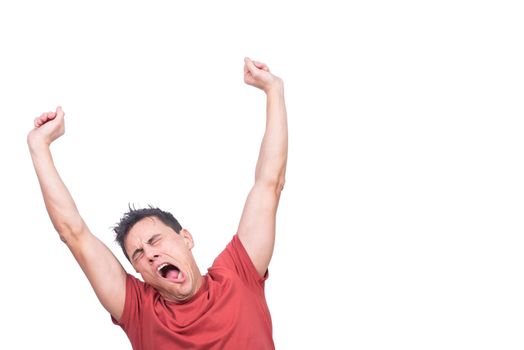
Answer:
[{"left": 28, "top": 57, "right": 288, "bottom": 349}]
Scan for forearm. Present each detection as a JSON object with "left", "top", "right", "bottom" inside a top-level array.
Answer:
[
  {"left": 29, "top": 143, "right": 85, "bottom": 240},
  {"left": 255, "top": 82, "right": 288, "bottom": 188}
]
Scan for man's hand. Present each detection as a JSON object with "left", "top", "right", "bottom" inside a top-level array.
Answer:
[
  {"left": 244, "top": 57, "right": 283, "bottom": 93},
  {"left": 27, "top": 106, "right": 65, "bottom": 149}
]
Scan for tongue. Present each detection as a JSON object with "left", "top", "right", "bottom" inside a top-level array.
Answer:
[{"left": 165, "top": 269, "right": 181, "bottom": 282}]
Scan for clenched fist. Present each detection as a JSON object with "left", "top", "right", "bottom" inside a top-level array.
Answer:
[
  {"left": 27, "top": 106, "right": 65, "bottom": 150},
  {"left": 243, "top": 57, "right": 283, "bottom": 93}
]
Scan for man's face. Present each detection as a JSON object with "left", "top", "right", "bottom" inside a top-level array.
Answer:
[{"left": 124, "top": 216, "right": 201, "bottom": 302}]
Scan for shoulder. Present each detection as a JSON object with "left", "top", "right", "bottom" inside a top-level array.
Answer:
[
  {"left": 211, "top": 235, "right": 268, "bottom": 287},
  {"left": 112, "top": 273, "right": 157, "bottom": 327}
]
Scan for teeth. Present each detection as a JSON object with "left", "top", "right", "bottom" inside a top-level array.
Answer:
[{"left": 157, "top": 263, "right": 168, "bottom": 272}]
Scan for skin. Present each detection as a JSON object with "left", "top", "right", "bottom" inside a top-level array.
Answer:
[
  {"left": 125, "top": 217, "right": 203, "bottom": 302},
  {"left": 28, "top": 57, "right": 288, "bottom": 321}
]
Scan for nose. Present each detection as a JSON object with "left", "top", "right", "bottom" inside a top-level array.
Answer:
[{"left": 144, "top": 247, "right": 159, "bottom": 263}]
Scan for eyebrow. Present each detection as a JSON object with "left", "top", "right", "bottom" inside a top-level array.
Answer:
[{"left": 131, "top": 234, "right": 162, "bottom": 261}]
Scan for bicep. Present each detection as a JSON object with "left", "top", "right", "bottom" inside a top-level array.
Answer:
[
  {"left": 66, "top": 229, "right": 127, "bottom": 321},
  {"left": 237, "top": 182, "right": 282, "bottom": 276}
]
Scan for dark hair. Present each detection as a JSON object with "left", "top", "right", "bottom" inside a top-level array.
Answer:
[{"left": 113, "top": 205, "right": 182, "bottom": 261}]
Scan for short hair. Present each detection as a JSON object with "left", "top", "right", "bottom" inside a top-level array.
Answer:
[{"left": 113, "top": 205, "right": 182, "bottom": 261}]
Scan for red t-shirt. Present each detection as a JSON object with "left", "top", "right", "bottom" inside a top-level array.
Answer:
[{"left": 112, "top": 235, "right": 274, "bottom": 350}]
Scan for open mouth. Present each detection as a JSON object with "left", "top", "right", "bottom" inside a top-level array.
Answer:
[{"left": 157, "top": 263, "right": 185, "bottom": 282}]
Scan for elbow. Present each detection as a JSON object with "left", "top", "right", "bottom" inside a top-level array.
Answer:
[
  {"left": 255, "top": 160, "right": 287, "bottom": 193},
  {"left": 53, "top": 218, "right": 87, "bottom": 243},
  {"left": 256, "top": 174, "right": 286, "bottom": 194},
  {"left": 276, "top": 175, "right": 286, "bottom": 192}
]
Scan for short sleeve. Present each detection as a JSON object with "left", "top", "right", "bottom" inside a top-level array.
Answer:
[
  {"left": 111, "top": 274, "right": 146, "bottom": 339},
  {"left": 211, "top": 234, "right": 268, "bottom": 288}
]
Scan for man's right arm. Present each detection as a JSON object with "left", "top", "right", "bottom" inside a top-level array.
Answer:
[{"left": 28, "top": 107, "right": 126, "bottom": 321}]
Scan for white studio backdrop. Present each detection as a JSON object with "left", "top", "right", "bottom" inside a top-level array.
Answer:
[{"left": 1, "top": 1, "right": 523, "bottom": 349}]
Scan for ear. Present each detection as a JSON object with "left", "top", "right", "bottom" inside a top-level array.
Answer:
[{"left": 180, "top": 229, "right": 195, "bottom": 250}]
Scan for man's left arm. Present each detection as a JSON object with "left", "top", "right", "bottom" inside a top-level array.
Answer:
[{"left": 237, "top": 57, "right": 288, "bottom": 276}]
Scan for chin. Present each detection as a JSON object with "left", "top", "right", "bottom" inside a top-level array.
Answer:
[{"left": 160, "top": 282, "right": 193, "bottom": 302}]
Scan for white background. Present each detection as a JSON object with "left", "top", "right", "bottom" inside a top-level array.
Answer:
[{"left": 1, "top": 1, "right": 523, "bottom": 349}]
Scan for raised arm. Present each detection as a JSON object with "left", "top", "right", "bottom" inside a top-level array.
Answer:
[
  {"left": 27, "top": 107, "right": 127, "bottom": 320},
  {"left": 237, "top": 58, "right": 288, "bottom": 276}
]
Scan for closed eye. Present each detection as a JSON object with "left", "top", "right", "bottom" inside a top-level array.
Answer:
[
  {"left": 148, "top": 234, "right": 162, "bottom": 246},
  {"left": 132, "top": 248, "right": 144, "bottom": 262}
]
